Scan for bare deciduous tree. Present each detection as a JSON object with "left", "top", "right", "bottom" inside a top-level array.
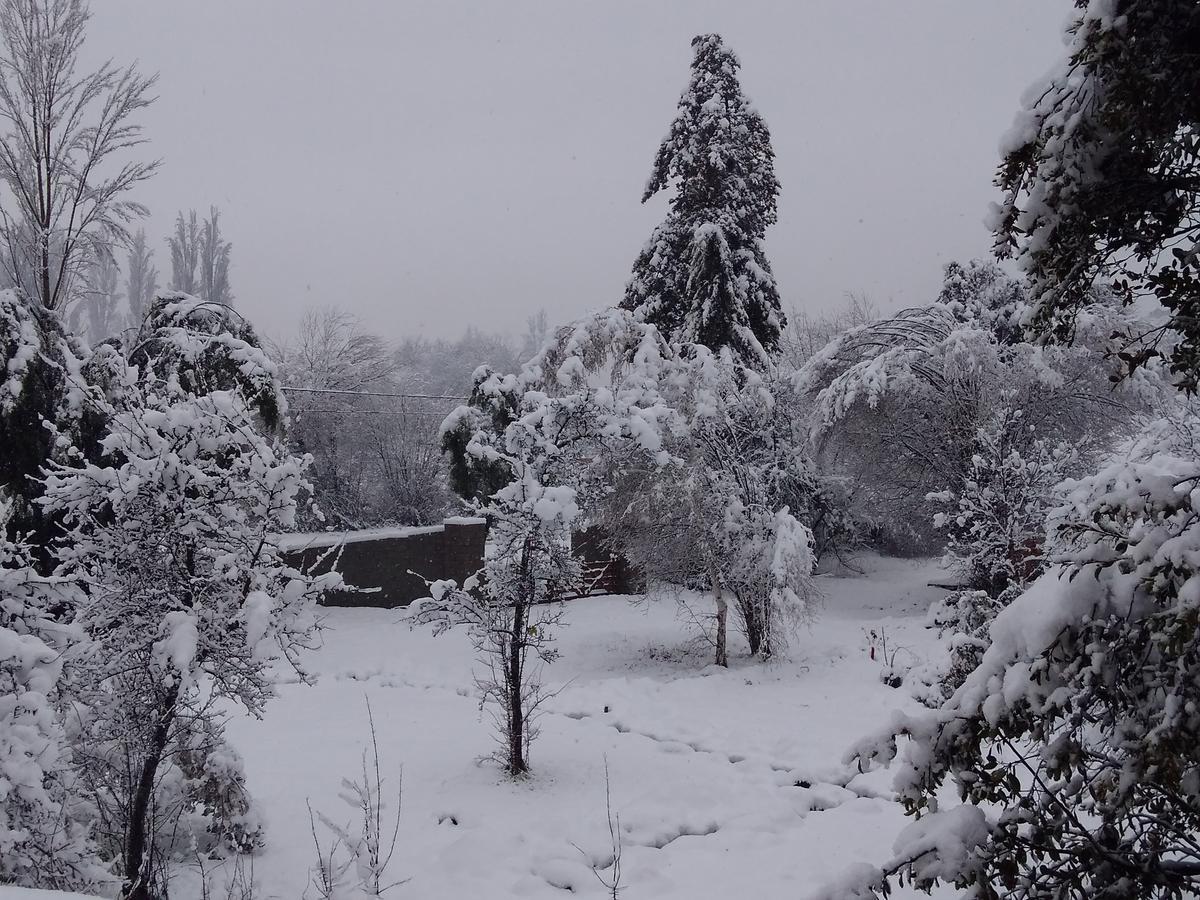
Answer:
[
  {"left": 521, "top": 307, "right": 549, "bottom": 359},
  {"left": 0, "top": 0, "right": 157, "bottom": 312},
  {"left": 777, "top": 291, "right": 878, "bottom": 371},
  {"left": 167, "top": 207, "right": 232, "bottom": 305},
  {"left": 280, "top": 306, "right": 396, "bottom": 393},
  {"left": 272, "top": 306, "right": 439, "bottom": 527},
  {"left": 70, "top": 247, "right": 120, "bottom": 343}
]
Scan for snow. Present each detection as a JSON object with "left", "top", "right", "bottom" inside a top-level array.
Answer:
[
  {"left": 276, "top": 514, "right": 489, "bottom": 552},
  {"left": 152, "top": 610, "right": 200, "bottom": 683},
  {"left": 0, "top": 890, "right": 104, "bottom": 900},
  {"left": 274, "top": 524, "right": 450, "bottom": 551},
  {"left": 186, "top": 555, "right": 960, "bottom": 899}
]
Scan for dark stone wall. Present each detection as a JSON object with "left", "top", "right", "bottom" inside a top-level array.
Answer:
[
  {"left": 570, "top": 527, "right": 645, "bottom": 596},
  {"left": 282, "top": 518, "right": 641, "bottom": 608},
  {"left": 282, "top": 518, "right": 487, "bottom": 608}
]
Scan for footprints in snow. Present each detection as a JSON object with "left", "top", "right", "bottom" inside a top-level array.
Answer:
[
  {"left": 553, "top": 707, "right": 876, "bottom": 809},
  {"left": 536, "top": 819, "right": 721, "bottom": 893},
  {"left": 641, "top": 820, "right": 720, "bottom": 850},
  {"left": 333, "top": 668, "right": 473, "bottom": 697}
]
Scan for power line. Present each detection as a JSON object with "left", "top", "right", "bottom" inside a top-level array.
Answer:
[
  {"left": 281, "top": 386, "right": 464, "bottom": 402},
  {"left": 292, "top": 408, "right": 450, "bottom": 417}
]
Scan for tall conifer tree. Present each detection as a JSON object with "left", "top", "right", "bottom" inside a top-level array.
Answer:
[{"left": 622, "top": 34, "right": 784, "bottom": 369}]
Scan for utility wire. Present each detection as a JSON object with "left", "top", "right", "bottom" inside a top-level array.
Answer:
[
  {"left": 292, "top": 408, "right": 450, "bottom": 417},
  {"left": 281, "top": 386, "right": 464, "bottom": 402}
]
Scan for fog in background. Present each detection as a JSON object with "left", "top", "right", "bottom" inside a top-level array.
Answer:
[{"left": 87, "top": 1, "right": 1072, "bottom": 343}]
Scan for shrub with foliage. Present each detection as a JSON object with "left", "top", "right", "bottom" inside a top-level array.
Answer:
[{"left": 928, "top": 405, "right": 1079, "bottom": 597}]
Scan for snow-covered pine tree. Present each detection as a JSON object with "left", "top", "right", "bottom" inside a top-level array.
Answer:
[
  {"left": 622, "top": 34, "right": 784, "bottom": 370},
  {"left": 991, "top": 0, "right": 1200, "bottom": 391}
]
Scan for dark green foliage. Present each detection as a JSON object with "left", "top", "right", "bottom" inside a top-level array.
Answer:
[
  {"left": 830, "top": 5, "right": 1200, "bottom": 896},
  {"left": 129, "top": 294, "right": 284, "bottom": 435},
  {"left": 641, "top": 35, "right": 779, "bottom": 234},
  {"left": 993, "top": 0, "right": 1200, "bottom": 390},
  {"left": 937, "top": 260, "right": 1029, "bottom": 346},
  {"left": 2, "top": 290, "right": 286, "bottom": 571},
  {"left": 441, "top": 365, "right": 517, "bottom": 504},
  {"left": 0, "top": 293, "right": 76, "bottom": 564},
  {"left": 622, "top": 34, "right": 784, "bottom": 369}
]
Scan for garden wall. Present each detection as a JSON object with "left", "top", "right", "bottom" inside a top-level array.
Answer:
[
  {"left": 278, "top": 517, "right": 487, "bottom": 608},
  {"left": 279, "top": 519, "right": 642, "bottom": 608}
]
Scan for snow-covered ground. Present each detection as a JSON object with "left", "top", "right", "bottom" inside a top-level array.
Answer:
[{"left": 2, "top": 555, "right": 953, "bottom": 900}]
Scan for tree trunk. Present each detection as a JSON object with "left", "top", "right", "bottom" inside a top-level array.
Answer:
[
  {"left": 508, "top": 597, "right": 527, "bottom": 776},
  {"left": 742, "top": 596, "right": 763, "bottom": 658},
  {"left": 123, "top": 687, "right": 178, "bottom": 900},
  {"left": 40, "top": 231, "right": 52, "bottom": 310},
  {"left": 713, "top": 576, "right": 728, "bottom": 668}
]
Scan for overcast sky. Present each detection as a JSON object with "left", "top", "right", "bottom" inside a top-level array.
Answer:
[{"left": 87, "top": 1, "right": 1072, "bottom": 345}]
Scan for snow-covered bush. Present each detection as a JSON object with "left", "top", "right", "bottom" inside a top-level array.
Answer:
[
  {"left": 422, "top": 315, "right": 655, "bottom": 774},
  {"left": 39, "top": 304, "right": 337, "bottom": 900},
  {"left": 908, "top": 587, "right": 1013, "bottom": 707},
  {"left": 0, "top": 291, "right": 83, "bottom": 562},
  {"left": 990, "top": 0, "right": 1200, "bottom": 391},
  {"left": 813, "top": 6, "right": 1200, "bottom": 888},
  {"left": 596, "top": 356, "right": 820, "bottom": 662},
  {"left": 796, "top": 260, "right": 1142, "bottom": 554},
  {"left": 128, "top": 294, "right": 286, "bottom": 432},
  {"left": 928, "top": 404, "right": 1079, "bottom": 596},
  {"left": 175, "top": 717, "right": 264, "bottom": 855},
  {"left": 827, "top": 397, "right": 1200, "bottom": 899},
  {"left": 463, "top": 312, "right": 820, "bottom": 672},
  {"left": 911, "top": 405, "right": 1079, "bottom": 704},
  {"left": 0, "top": 508, "right": 107, "bottom": 892},
  {"left": 427, "top": 311, "right": 820, "bottom": 774}
]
